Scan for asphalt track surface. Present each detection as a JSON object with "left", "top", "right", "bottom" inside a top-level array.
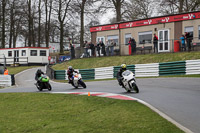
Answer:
[{"left": 1, "top": 67, "right": 200, "bottom": 133}]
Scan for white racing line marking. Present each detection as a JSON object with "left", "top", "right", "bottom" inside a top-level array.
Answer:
[{"left": 50, "top": 91, "right": 193, "bottom": 133}]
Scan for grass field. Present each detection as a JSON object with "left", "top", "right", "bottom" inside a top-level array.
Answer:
[
  {"left": 52, "top": 51, "right": 200, "bottom": 70},
  {"left": 0, "top": 93, "right": 183, "bottom": 133}
]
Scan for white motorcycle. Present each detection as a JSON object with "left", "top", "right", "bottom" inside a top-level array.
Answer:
[
  {"left": 71, "top": 72, "right": 86, "bottom": 88},
  {"left": 121, "top": 70, "right": 139, "bottom": 93}
]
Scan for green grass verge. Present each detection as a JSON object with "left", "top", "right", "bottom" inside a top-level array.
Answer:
[
  {"left": 52, "top": 51, "right": 200, "bottom": 70},
  {"left": 6, "top": 66, "right": 40, "bottom": 75},
  {"left": 0, "top": 93, "right": 183, "bottom": 133}
]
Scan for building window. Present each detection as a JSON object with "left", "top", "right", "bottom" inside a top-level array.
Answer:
[
  {"left": 107, "top": 35, "right": 119, "bottom": 46},
  {"left": 30, "top": 50, "right": 37, "bottom": 56},
  {"left": 185, "top": 26, "right": 193, "bottom": 38},
  {"left": 22, "top": 50, "right": 26, "bottom": 56},
  {"left": 138, "top": 31, "right": 152, "bottom": 44},
  {"left": 8, "top": 51, "right": 12, "bottom": 57},
  {"left": 124, "top": 33, "right": 131, "bottom": 45},
  {"left": 199, "top": 26, "right": 200, "bottom": 39},
  {"left": 40, "top": 50, "right": 46, "bottom": 56}
]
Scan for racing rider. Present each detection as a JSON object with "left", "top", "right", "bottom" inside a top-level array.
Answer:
[
  {"left": 117, "top": 64, "right": 127, "bottom": 88},
  {"left": 67, "top": 66, "right": 78, "bottom": 85}
]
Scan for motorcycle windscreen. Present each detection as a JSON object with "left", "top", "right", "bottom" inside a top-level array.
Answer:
[{"left": 122, "top": 70, "right": 132, "bottom": 76}]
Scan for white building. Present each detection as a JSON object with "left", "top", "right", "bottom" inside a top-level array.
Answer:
[{"left": 0, "top": 47, "right": 49, "bottom": 65}]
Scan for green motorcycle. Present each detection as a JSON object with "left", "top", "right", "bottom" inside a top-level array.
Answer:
[{"left": 36, "top": 74, "right": 52, "bottom": 91}]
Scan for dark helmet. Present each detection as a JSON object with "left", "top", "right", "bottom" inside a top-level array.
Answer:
[
  {"left": 121, "top": 64, "right": 127, "bottom": 71},
  {"left": 37, "top": 69, "right": 42, "bottom": 73}
]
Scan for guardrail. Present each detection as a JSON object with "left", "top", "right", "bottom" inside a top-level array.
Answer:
[
  {"left": 53, "top": 59, "right": 200, "bottom": 81},
  {"left": 0, "top": 75, "right": 12, "bottom": 87}
]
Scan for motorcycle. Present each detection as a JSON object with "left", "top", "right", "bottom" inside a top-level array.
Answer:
[
  {"left": 70, "top": 72, "right": 86, "bottom": 88},
  {"left": 121, "top": 70, "right": 139, "bottom": 93},
  {"left": 35, "top": 74, "right": 52, "bottom": 91}
]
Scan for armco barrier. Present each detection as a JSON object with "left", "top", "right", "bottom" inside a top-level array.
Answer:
[
  {"left": 53, "top": 59, "right": 200, "bottom": 80},
  {"left": 159, "top": 61, "right": 186, "bottom": 76},
  {"left": 0, "top": 75, "right": 12, "bottom": 87},
  {"left": 54, "top": 70, "right": 66, "bottom": 80},
  {"left": 186, "top": 59, "right": 200, "bottom": 75},
  {"left": 135, "top": 63, "right": 159, "bottom": 77},
  {"left": 95, "top": 66, "right": 113, "bottom": 80},
  {"left": 79, "top": 69, "right": 95, "bottom": 80}
]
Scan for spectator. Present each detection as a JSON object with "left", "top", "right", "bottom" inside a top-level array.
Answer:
[
  {"left": 96, "top": 41, "right": 101, "bottom": 57},
  {"left": 180, "top": 35, "right": 186, "bottom": 51},
  {"left": 105, "top": 40, "right": 110, "bottom": 56},
  {"left": 89, "top": 42, "right": 95, "bottom": 57},
  {"left": 84, "top": 42, "right": 90, "bottom": 57},
  {"left": 131, "top": 37, "right": 136, "bottom": 54},
  {"left": 70, "top": 43, "right": 75, "bottom": 59},
  {"left": 4, "top": 67, "right": 9, "bottom": 75},
  {"left": 100, "top": 40, "right": 106, "bottom": 56},
  {"left": 110, "top": 39, "right": 115, "bottom": 56},
  {"left": 153, "top": 33, "right": 158, "bottom": 53},
  {"left": 185, "top": 32, "right": 192, "bottom": 52}
]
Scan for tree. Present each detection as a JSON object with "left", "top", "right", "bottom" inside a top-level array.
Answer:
[
  {"left": 44, "top": 0, "right": 53, "bottom": 48},
  {"left": 123, "top": 0, "right": 154, "bottom": 21},
  {"left": 158, "top": 0, "right": 200, "bottom": 15},
  {"left": 54, "top": 0, "right": 72, "bottom": 54},
  {"left": 1, "top": 0, "right": 7, "bottom": 48}
]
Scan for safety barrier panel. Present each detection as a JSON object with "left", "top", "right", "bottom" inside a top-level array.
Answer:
[
  {"left": 135, "top": 63, "right": 159, "bottom": 77},
  {"left": 53, "top": 59, "right": 200, "bottom": 80},
  {"left": 159, "top": 61, "right": 186, "bottom": 76},
  {"left": 0, "top": 75, "right": 12, "bottom": 87},
  {"left": 54, "top": 70, "right": 66, "bottom": 80},
  {"left": 186, "top": 59, "right": 200, "bottom": 75},
  {"left": 95, "top": 67, "right": 113, "bottom": 80}
]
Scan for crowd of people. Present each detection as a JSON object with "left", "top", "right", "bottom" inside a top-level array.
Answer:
[
  {"left": 82, "top": 39, "right": 116, "bottom": 58},
  {"left": 68, "top": 32, "right": 193, "bottom": 60}
]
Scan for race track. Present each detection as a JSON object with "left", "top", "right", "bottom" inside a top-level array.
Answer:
[{"left": 1, "top": 67, "right": 200, "bottom": 133}]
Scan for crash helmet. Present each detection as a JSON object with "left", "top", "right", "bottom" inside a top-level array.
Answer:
[
  {"left": 37, "top": 69, "right": 42, "bottom": 73},
  {"left": 121, "top": 64, "right": 127, "bottom": 71},
  {"left": 68, "top": 66, "right": 73, "bottom": 70}
]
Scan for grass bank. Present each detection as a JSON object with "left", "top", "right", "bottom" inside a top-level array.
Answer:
[
  {"left": 0, "top": 93, "right": 183, "bottom": 133},
  {"left": 6, "top": 66, "right": 39, "bottom": 75},
  {"left": 52, "top": 51, "right": 200, "bottom": 70}
]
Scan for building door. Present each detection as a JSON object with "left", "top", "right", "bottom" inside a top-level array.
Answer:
[
  {"left": 158, "top": 29, "right": 170, "bottom": 52},
  {"left": 14, "top": 50, "right": 19, "bottom": 63}
]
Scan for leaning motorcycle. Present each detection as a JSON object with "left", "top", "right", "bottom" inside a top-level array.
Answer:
[
  {"left": 36, "top": 74, "right": 52, "bottom": 91},
  {"left": 121, "top": 70, "right": 139, "bottom": 93},
  {"left": 70, "top": 72, "right": 86, "bottom": 88}
]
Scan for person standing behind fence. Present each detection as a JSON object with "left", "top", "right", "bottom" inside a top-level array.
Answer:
[
  {"left": 89, "top": 42, "right": 95, "bottom": 57},
  {"left": 96, "top": 41, "right": 101, "bottom": 57},
  {"left": 4, "top": 67, "right": 9, "bottom": 75},
  {"left": 180, "top": 35, "right": 186, "bottom": 51},
  {"left": 100, "top": 40, "right": 106, "bottom": 56},
  {"left": 85, "top": 42, "right": 90, "bottom": 57},
  {"left": 70, "top": 43, "right": 75, "bottom": 59},
  {"left": 153, "top": 33, "right": 158, "bottom": 53},
  {"left": 105, "top": 40, "right": 110, "bottom": 56},
  {"left": 131, "top": 37, "right": 136, "bottom": 54},
  {"left": 110, "top": 39, "right": 115, "bottom": 56},
  {"left": 185, "top": 32, "right": 192, "bottom": 52}
]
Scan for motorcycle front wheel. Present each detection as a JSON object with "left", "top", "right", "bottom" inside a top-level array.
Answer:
[
  {"left": 134, "top": 84, "right": 139, "bottom": 93},
  {"left": 48, "top": 83, "right": 52, "bottom": 91},
  {"left": 79, "top": 80, "right": 86, "bottom": 88}
]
